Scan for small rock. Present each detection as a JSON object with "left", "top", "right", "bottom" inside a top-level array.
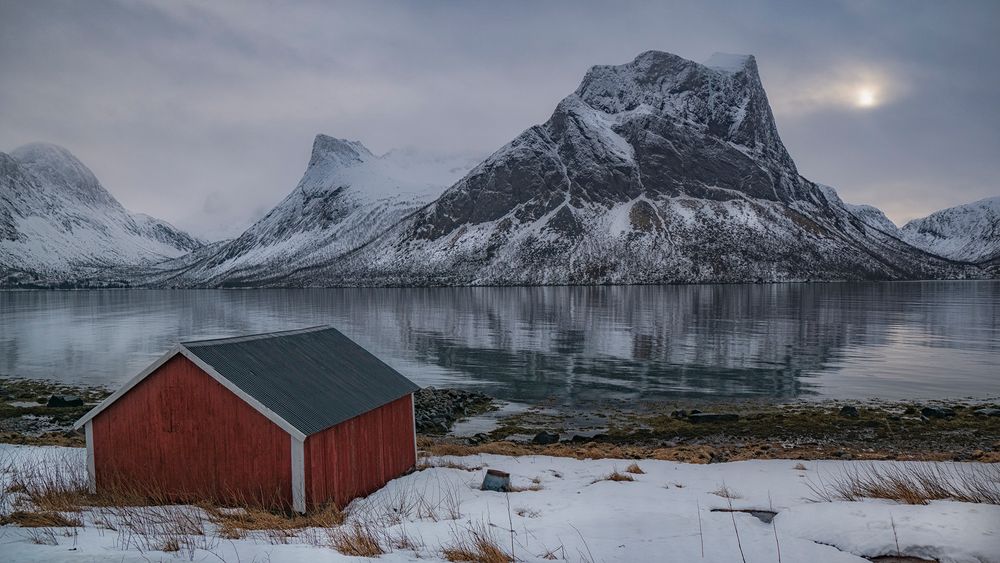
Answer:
[
  {"left": 689, "top": 409, "right": 703, "bottom": 415},
  {"left": 531, "top": 431, "right": 559, "bottom": 445},
  {"left": 46, "top": 395, "right": 83, "bottom": 408},
  {"left": 687, "top": 413, "right": 739, "bottom": 423},
  {"left": 838, "top": 405, "right": 859, "bottom": 418},
  {"left": 921, "top": 406, "right": 955, "bottom": 419},
  {"left": 670, "top": 409, "right": 688, "bottom": 419},
  {"left": 973, "top": 408, "right": 1000, "bottom": 417}
]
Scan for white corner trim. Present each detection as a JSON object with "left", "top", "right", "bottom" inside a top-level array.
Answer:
[
  {"left": 291, "top": 436, "right": 306, "bottom": 513},
  {"left": 410, "top": 392, "right": 418, "bottom": 465},
  {"left": 72, "top": 344, "right": 307, "bottom": 442},
  {"left": 85, "top": 421, "right": 96, "bottom": 493}
]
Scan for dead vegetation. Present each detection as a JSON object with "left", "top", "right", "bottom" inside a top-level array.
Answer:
[
  {"left": 809, "top": 462, "right": 1000, "bottom": 505},
  {"left": 593, "top": 469, "right": 634, "bottom": 483},
  {"left": 625, "top": 462, "right": 645, "bottom": 474},
  {"left": 711, "top": 484, "right": 741, "bottom": 500},
  {"left": 442, "top": 520, "right": 514, "bottom": 562},
  {"left": 330, "top": 521, "right": 386, "bottom": 557},
  {"left": 1, "top": 510, "right": 82, "bottom": 527}
]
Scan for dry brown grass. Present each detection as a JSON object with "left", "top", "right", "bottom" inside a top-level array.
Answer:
[
  {"left": 203, "top": 502, "right": 345, "bottom": 537},
  {"left": 442, "top": 521, "right": 514, "bottom": 562},
  {"left": 418, "top": 459, "right": 485, "bottom": 472},
  {"left": 625, "top": 462, "right": 645, "bottom": 474},
  {"left": 330, "top": 521, "right": 386, "bottom": 557},
  {"left": 809, "top": 462, "right": 1000, "bottom": 505},
  {"left": 1, "top": 510, "right": 82, "bottom": 527},
  {"left": 594, "top": 470, "right": 634, "bottom": 483},
  {"left": 711, "top": 485, "right": 741, "bottom": 499}
]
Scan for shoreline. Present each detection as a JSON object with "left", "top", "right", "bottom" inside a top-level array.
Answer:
[{"left": 3, "top": 377, "right": 998, "bottom": 462}]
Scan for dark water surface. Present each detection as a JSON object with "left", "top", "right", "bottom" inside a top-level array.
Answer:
[{"left": 1, "top": 282, "right": 998, "bottom": 406}]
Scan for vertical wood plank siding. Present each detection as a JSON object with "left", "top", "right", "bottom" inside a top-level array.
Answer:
[
  {"left": 91, "top": 355, "right": 293, "bottom": 508},
  {"left": 304, "top": 394, "right": 415, "bottom": 508}
]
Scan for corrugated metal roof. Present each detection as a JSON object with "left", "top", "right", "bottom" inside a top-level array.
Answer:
[{"left": 180, "top": 326, "right": 418, "bottom": 436}]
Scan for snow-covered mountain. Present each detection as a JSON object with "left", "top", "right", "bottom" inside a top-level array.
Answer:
[
  {"left": 139, "top": 135, "right": 479, "bottom": 286},
  {"left": 278, "top": 51, "right": 971, "bottom": 286},
  {"left": 0, "top": 143, "right": 202, "bottom": 282},
  {"left": 899, "top": 197, "right": 1000, "bottom": 263}
]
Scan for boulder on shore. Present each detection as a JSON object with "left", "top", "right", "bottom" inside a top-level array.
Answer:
[{"left": 46, "top": 395, "right": 83, "bottom": 408}]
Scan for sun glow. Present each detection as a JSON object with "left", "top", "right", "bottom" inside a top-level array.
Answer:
[{"left": 855, "top": 87, "right": 877, "bottom": 108}]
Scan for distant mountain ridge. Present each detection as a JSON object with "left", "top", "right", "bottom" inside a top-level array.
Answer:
[
  {"left": 0, "top": 143, "right": 202, "bottom": 284},
  {"left": 899, "top": 197, "right": 1000, "bottom": 263},
  {"left": 3, "top": 50, "right": 997, "bottom": 288}
]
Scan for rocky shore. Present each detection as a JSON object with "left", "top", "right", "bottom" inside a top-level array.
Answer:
[
  {"left": 412, "top": 386, "right": 495, "bottom": 433},
  {"left": 2, "top": 377, "right": 998, "bottom": 463}
]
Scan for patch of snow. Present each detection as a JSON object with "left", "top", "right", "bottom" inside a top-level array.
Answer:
[
  {"left": 2, "top": 445, "right": 996, "bottom": 563},
  {"left": 705, "top": 52, "right": 753, "bottom": 73}
]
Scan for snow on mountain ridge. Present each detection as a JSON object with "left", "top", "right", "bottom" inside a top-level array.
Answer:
[
  {"left": 136, "top": 134, "right": 479, "bottom": 286},
  {"left": 901, "top": 196, "right": 1000, "bottom": 262},
  {"left": 10, "top": 142, "right": 120, "bottom": 209},
  {"left": 1, "top": 144, "right": 203, "bottom": 279},
  {"left": 704, "top": 52, "right": 754, "bottom": 72},
  {"left": 264, "top": 50, "right": 976, "bottom": 286}
]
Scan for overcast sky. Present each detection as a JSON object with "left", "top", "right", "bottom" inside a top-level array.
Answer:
[{"left": 1, "top": 0, "right": 998, "bottom": 241}]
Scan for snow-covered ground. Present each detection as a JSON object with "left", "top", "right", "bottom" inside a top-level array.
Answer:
[{"left": 0, "top": 444, "right": 996, "bottom": 562}]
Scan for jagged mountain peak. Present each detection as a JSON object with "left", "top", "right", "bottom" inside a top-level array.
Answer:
[
  {"left": 308, "top": 134, "right": 373, "bottom": 168},
  {"left": 572, "top": 49, "right": 794, "bottom": 180},
  {"left": 9, "top": 142, "right": 119, "bottom": 208}
]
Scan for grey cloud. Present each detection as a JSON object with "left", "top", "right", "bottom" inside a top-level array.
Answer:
[{"left": 1, "top": 0, "right": 997, "bottom": 238}]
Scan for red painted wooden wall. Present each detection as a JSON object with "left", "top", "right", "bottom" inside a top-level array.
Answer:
[
  {"left": 304, "top": 394, "right": 415, "bottom": 508},
  {"left": 91, "top": 355, "right": 293, "bottom": 508}
]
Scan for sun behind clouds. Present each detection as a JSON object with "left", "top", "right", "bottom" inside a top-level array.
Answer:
[{"left": 855, "top": 86, "right": 878, "bottom": 108}]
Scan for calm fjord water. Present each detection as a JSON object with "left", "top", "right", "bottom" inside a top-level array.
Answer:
[{"left": 1, "top": 282, "right": 997, "bottom": 406}]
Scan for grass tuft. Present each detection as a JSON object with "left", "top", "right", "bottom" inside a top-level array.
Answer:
[
  {"left": 330, "top": 521, "right": 386, "bottom": 557},
  {"left": 1, "top": 510, "right": 82, "bottom": 527},
  {"left": 808, "top": 462, "right": 1000, "bottom": 505},
  {"left": 625, "top": 462, "right": 645, "bottom": 474},
  {"left": 442, "top": 521, "right": 514, "bottom": 562}
]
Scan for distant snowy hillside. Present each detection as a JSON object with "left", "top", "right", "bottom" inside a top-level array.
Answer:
[
  {"left": 0, "top": 143, "right": 202, "bottom": 281},
  {"left": 900, "top": 197, "right": 1000, "bottom": 263},
  {"left": 140, "top": 135, "right": 478, "bottom": 287},
  {"left": 282, "top": 51, "right": 971, "bottom": 286}
]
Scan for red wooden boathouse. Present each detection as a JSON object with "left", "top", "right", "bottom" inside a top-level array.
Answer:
[{"left": 74, "top": 326, "right": 419, "bottom": 513}]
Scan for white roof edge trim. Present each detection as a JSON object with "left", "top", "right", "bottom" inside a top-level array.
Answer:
[
  {"left": 73, "top": 346, "right": 181, "bottom": 430},
  {"left": 73, "top": 345, "right": 308, "bottom": 441},
  {"left": 177, "top": 347, "right": 307, "bottom": 441}
]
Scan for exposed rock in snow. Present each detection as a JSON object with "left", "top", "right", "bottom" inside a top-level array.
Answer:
[
  {"left": 0, "top": 143, "right": 202, "bottom": 280},
  {"left": 901, "top": 196, "right": 1000, "bottom": 263}
]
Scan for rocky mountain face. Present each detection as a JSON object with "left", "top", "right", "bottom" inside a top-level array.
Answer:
[
  {"left": 9, "top": 51, "right": 995, "bottom": 288},
  {"left": 899, "top": 197, "right": 1000, "bottom": 263},
  {"left": 139, "top": 135, "right": 478, "bottom": 287},
  {"left": 279, "top": 51, "right": 973, "bottom": 286},
  {"left": 0, "top": 143, "right": 202, "bottom": 284}
]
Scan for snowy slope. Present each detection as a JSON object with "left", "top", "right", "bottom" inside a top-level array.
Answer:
[
  {"left": 139, "top": 135, "right": 478, "bottom": 287},
  {"left": 3, "top": 445, "right": 998, "bottom": 562},
  {"left": 0, "top": 143, "right": 202, "bottom": 279},
  {"left": 285, "top": 51, "right": 971, "bottom": 286},
  {"left": 901, "top": 196, "right": 1000, "bottom": 263}
]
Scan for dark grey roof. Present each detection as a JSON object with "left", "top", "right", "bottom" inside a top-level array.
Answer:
[{"left": 180, "top": 326, "right": 418, "bottom": 436}]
